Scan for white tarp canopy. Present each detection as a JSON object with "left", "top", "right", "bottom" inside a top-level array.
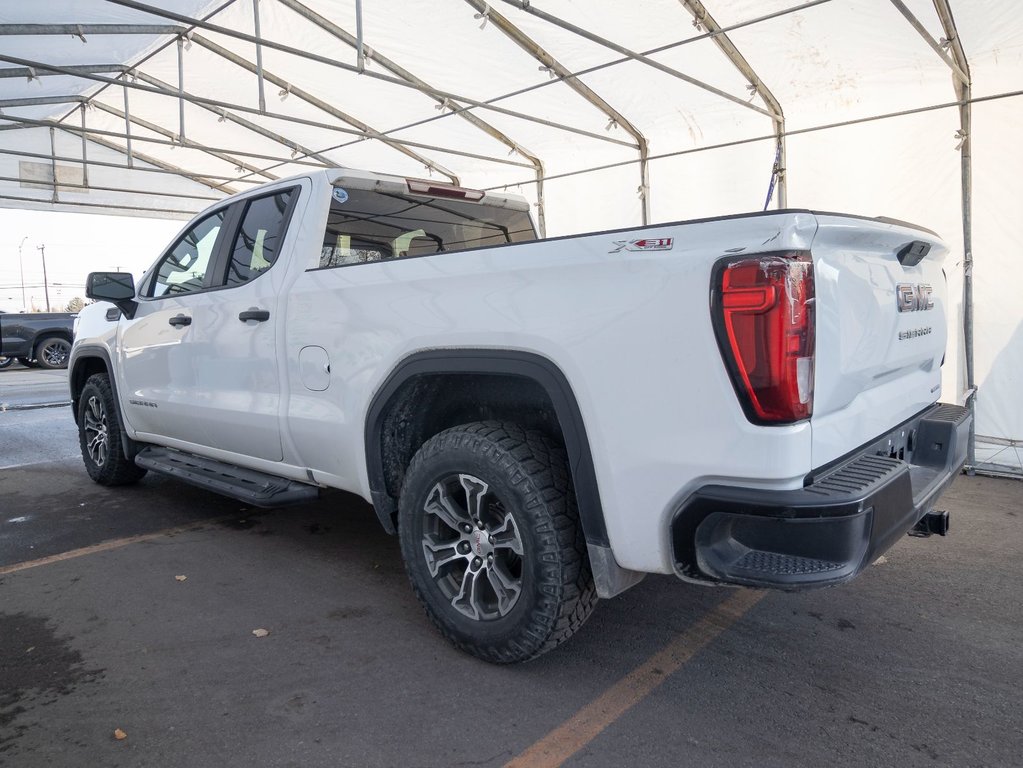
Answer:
[{"left": 0, "top": 0, "right": 1021, "bottom": 473}]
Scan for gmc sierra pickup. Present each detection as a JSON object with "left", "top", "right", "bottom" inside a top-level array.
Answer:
[
  {"left": 0, "top": 309, "right": 76, "bottom": 369},
  {"left": 70, "top": 168, "right": 969, "bottom": 662}
]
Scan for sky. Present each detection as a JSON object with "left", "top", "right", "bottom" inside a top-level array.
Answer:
[{"left": 0, "top": 208, "right": 182, "bottom": 313}]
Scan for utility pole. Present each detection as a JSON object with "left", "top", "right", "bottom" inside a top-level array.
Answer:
[
  {"left": 37, "top": 244, "right": 51, "bottom": 312},
  {"left": 18, "top": 236, "right": 28, "bottom": 310}
]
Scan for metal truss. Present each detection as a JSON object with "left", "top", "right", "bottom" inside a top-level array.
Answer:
[
  {"left": 2, "top": 0, "right": 817, "bottom": 224},
  {"left": 0, "top": 64, "right": 126, "bottom": 79},
  {"left": 0, "top": 113, "right": 324, "bottom": 169},
  {"left": 133, "top": 72, "right": 340, "bottom": 170},
  {"left": 188, "top": 34, "right": 459, "bottom": 184},
  {"left": 0, "top": 143, "right": 255, "bottom": 187},
  {"left": 678, "top": 0, "right": 787, "bottom": 207},
  {"left": 103, "top": 0, "right": 637, "bottom": 148},
  {"left": 465, "top": 0, "right": 652, "bottom": 224},
  {"left": 0, "top": 24, "right": 184, "bottom": 36},
  {"left": 275, "top": 0, "right": 550, "bottom": 234},
  {"left": 0, "top": 53, "right": 539, "bottom": 171},
  {"left": 501, "top": 0, "right": 775, "bottom": 120}
]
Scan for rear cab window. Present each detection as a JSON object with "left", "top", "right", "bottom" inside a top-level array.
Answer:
[{"left": 317, "top": 179, "right": 536, "bottom": 269}]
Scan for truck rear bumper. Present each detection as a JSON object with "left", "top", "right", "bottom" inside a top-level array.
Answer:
[{"left": 671, "top": 403, "right": 971, "bottom": 589}]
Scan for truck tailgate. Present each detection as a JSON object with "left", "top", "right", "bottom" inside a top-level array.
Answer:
[{"left": 810, "top": 215, "right": 949, "bottom": 468}]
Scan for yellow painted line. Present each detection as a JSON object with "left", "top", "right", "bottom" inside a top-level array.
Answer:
[
  {"left": 506, "top": 588, "right": 766, "bottom": 768},
  {"left": 0, "top": 518, "right": 233, "bottom": 576}
]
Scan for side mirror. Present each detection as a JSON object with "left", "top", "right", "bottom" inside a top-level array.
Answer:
[{"left": 86, "top": 272, "right": 138, "bottom": 319}]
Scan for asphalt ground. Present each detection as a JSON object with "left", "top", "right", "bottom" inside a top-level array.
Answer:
[
  {"left": 0, "top": 371, "right": 1021, "bottom": 767},
  {"left": 0, "top": 366, "right": 71, "bottom": 414}
]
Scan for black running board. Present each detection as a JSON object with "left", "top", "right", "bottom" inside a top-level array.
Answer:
[{"left": 135, "top": 446, "right": 319, "bottom": 508}]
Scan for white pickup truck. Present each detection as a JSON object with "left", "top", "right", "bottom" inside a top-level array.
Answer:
[{"left": 71, "top": 168, "right": 969, "bottom": 662}]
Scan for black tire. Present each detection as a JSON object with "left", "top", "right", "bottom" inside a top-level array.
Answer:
[
  {"left": 35, "top": 336, "right": 71, "bottom": 369},
  {"left": 78, "top": 373, "right": 147, "bottom": 486},
  {"left": 0, "top": 356, "right": 13, "bottom": 370},
  {"left": 398, "top": 421, "right": 597, "bottom": 663},
  {"left": 17, "top": 357, "right": 40, "bottom": 368}
]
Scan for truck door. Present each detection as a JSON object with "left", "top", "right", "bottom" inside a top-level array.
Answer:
[
  {"left": 119, "top": 184, "right": 301, "bottom": 462},
  {"left": 119, "top": 206, "right": 228, "bottom": 447}
]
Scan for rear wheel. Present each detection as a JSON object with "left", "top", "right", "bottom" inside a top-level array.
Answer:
[
  {"left": 78, "top": 373, "right": 147, "bottom": 486},
  {"left": 36, "top": 336, "right": 71, "bottom": 369},
  {"left": 0, "top": 356, "right": 13, "bottom": 370},
  {"left": 398, "top": 421, "right": 597, "bottom": 663}
]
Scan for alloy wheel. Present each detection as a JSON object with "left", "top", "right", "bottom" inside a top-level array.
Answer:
[
  {"left": 40, "top": 339, "right": 70, "bottom": 367},
  {"left": 421, "top": 473, "right": 524, "bottom": 621},
  {"left": 83, "top": 395, "right": 109, "bottom": 468}
]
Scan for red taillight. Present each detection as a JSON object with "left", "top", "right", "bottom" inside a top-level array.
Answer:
[{"left": 712, "top": 252, "right": 815, "bottom": 424}]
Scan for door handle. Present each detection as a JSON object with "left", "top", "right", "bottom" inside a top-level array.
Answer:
[
  {"left": 168, "top": 314, "right": 192, "bottom": 327},
  {"left": 239, "top": 308, "right": 270, "bottom": 323}
]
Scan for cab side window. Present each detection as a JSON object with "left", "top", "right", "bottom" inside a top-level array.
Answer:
[
  {"left": 225, "top": 189, "right": 295, "bottom": 287},
  {"left": 150, "top": 209, "right": 225, "bottom": 297}
]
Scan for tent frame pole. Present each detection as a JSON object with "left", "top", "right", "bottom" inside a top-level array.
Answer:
[
  {"left": 473, "top": 89, "right": 1017, "bottom": 191},
  {"left": 100, "top": 0, "right": 636, "bottom": 149},
  {"left": 134, "top": 71, "right": 341, "bottom": 169},
  {"left": 889, "top": 0, "right": 970, "bottom": 86},
  {"left": 176, "top": 36, "right": 185, "bottom": 141},
  {"left": 45, "top": 0, "right": 237, "bottom": 131},
  {"left": 192, "top": 34, "right": 461, "bottom": 183},
  {"left": 236, "top": 0, "right": 828, "bottom": 181},
  {"left": 0, "top": 144, "right": 252, "bottom": 187},
  {"left": 463, "top": 0, "right": 651, "bottom": 225},
  {"left": 678, "top": 0, "right": 786, "bottom": 207},
  {"left": 0, "top": 52, "right": 536, "bottom": 171},
  {"left": 92, "top": 102, "right": 279, "bottom": 181},
  {"left": 276, "top": 0, "right": 548, "bottom": 234},
  {"left": 0, "top": 173, "right": 220, "bottom": 201},
  {"left": 252, "top": 0, "right": 267, "bottom": 113},
  {"left": 354, "top": 0, "right": 365, "bottom": 73},
  {"left": 121, "top": 80, "right": 134, "bottom": 168},
  {"left": 134, "top": 68, "right": 528, "bottom": 169},
  {"left": 932, "top": 0, "right": 975, "bottom": 472},
  {"left": 0, "top": 23, "right": 185, "bottom": 35},
  {"left": 0, "top": 193, "right": 202, "bottom": 217},
  {"left": 49, "top": 127, "right": 58, "bottom": 203},
  {"left": 58, "top": 128, "right": 239, "bottom": 193},
  {"left": 0, "top": 113, "right": 328, "bottom": 169},
  {"left": 498, "top": 0, "right": 775, "bottom": 119},
  {"left": 359, "top": 0, "right": 830, "bottom": 155},
  {"left": 79, "top": 103, "right": 89, "bottom": 188},
  {"left": 0, "top": 95, "right": 89, "bottom": 107},
  {"left": 0, "top": 64, "right": 125, "bottom": 79},
  {"left": 0, "top": 89, "right": 343, "bottom": 170}
]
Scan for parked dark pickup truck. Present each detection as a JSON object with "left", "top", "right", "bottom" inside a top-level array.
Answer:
[{"left": 0, "top": 310, "right": 76, "bottom": 369}]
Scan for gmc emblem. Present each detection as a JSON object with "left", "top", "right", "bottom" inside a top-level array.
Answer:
[{"left": 896, "top": 283, "right": 934, "bottom": 313}]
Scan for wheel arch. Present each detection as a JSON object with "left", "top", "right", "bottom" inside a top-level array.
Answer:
[
  {"left": 70, "top": 345, "right": 139, "bottom": 462},
  {"left": 364, "top": 349, "right": 609, "bottom": 551},
  {"left": 31, "top": 328, "right": 74, "bottom": 353}
]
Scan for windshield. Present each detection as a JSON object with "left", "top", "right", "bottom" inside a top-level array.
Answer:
[{"left": 318, "top": 187, "right": 535, "bottom": 268}]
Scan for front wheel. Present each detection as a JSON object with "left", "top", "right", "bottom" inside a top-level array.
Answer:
[
  {"left": 35, "top": 337, "right": 71, "bottom": 369},
  {"left": 0, "top": 356, "right": 13, "bottom": 370},
  {"left": 78, "top": 373, "right": 147, "bottom": 486},
  {"left": 398, "top": 422, "right": 597, "bottom": 663}
]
